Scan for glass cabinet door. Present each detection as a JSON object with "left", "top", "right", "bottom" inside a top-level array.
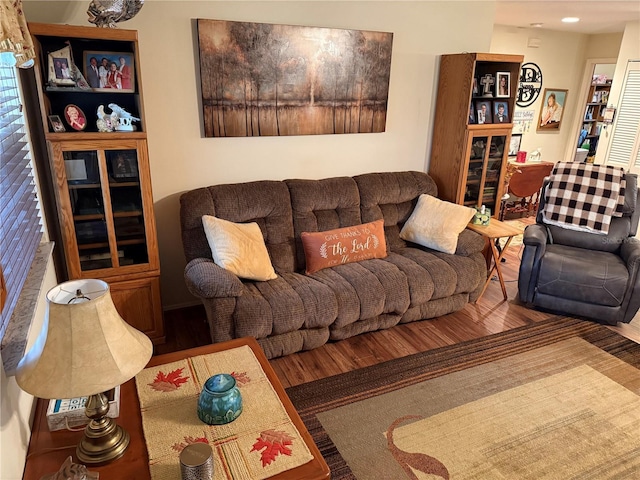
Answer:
[
  {"left": 59, "top": 143, "right": 151, "bottom": 276},
  {"left": 463, "top": 132, "right": 507, "bottom": 214},
  {"left": 106, "top": 149, "right": 149, "bottom": 267},
  {"left": 64, "top": 150, "right": 112, "bottom": 271}
]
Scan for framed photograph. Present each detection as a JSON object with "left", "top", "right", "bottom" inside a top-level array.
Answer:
[
  {"left": 508, "top": 134, "right": 522, "bottom": 157},
  {"left": 109, "top": 151, "right": 139, "bottom": 179},
  {"left": 496, "top": 72, "right": 510, "bottom": 98},
  {"left": 472, "top": 77, "right": 478, "bottom": 96},
  {"left": 537, "top": 88, "right": 568, "bottom": 131},
  {"left": 602, "top": 107, "right": 616, "bottom": 124},
  {"left": 48, "top": 115, "right": 66, "bottom": 133},
  {"left": 468, "top": 103, "right": 476, "bottom": 124},
  {"left": 493, "top": 101, "right": 509, "bottom": 123},
  {"left": 63, "top": 104, "right": 87, "bottom": 131},
  {"left": 64, "top": 159, "right": 88, "bottom": 182},
  {"left": 47, "top": 46, "right": 75, "bottom": 87},
  {"left": 64, "top": 103, "right": 87, "bottom": 131},
  {"left": 83, "top": 51, "right": 135, "bottom": 92},
  {"left": 475, "top": 100, "right": 492, "bottom": 124}
]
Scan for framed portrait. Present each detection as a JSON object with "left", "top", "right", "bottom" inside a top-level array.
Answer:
[
  {"left": 47, "top": 46, "right": 75, "bottom": 87},
  {"left": 508, "top": 134, "right": 522, "bottom": 157},
  {"left": 468, "top": 103, "right": 476, "bottom": 124},
  {"left": 493, "top": 101, "right": 509, "bottom": 123},
  {"left": 472, "top": 77, "right": 478, "bottom": 96},
  {"left": 48, "top": 115, "right": 66, "bottom": 133},
  {"left": 108, "top": 151, "right": 139, "bottom": 179},
  {"left": 496, "top": 72, "right": 510, "bottom": 98},
  {"left": 537, "top": 88, "right": 568, "bottom": 131},
  {"left": 64, "top": 104, "right": 87, "bottom": 131},
  {"left": 83, "top": 51, "right": 135, "bottom": 93},
  {"left": 475, "top": 100, "right": 492, "bottom": 124}
]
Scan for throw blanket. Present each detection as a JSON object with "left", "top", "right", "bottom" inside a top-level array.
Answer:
[{"left": 542, "top": 162, "right": 626, "bottom": 234}]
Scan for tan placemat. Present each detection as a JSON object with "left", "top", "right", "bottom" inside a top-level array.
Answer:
[{"left": 135, "top": 345, "right": 313, "bottom": 480}]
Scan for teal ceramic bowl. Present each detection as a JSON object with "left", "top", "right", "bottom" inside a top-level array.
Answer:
[{"left": 197, "top": 373, "right": 242, "bottom": 425}]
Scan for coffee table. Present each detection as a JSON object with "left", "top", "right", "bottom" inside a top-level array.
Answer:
[{"left": 22, "top": 337, "right": 330, "bottom": 480}]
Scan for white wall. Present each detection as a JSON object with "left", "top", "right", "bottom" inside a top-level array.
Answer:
[
  {"left": 23, "top": 1, "right": 497, "bottom": 309},
  {"left": 0, "top": 261, "right": 56, "bottom": 480},
  {"left": 490, "top": 25, "right": 590, "bottom": 163}
]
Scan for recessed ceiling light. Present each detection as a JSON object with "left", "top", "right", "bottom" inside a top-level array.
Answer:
[
  {"left": 561, "top": 17, "right": 580, "bottom": 23},
  {"left": 530, "top": 23, "right": 544, "bottom": 28}
]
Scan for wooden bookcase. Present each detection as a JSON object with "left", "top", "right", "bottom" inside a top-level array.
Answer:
[
  {"left": 580, "top": 81, "right": 611, "bottom": 157},
  {"left": 28, "top": 23, "right": 164, "bottom": 344},
  {"left": 429, "top": 53, "right": 524, "bottom": 217}
]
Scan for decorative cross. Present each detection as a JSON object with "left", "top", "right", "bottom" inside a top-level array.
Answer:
[{"left": 480, "top": 74, "right": 495, "bottom": 97}]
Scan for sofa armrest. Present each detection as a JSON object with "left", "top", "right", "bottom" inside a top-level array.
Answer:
[
  {"left": 522, "top": 224, "right": 548, "bottom": 249},
  {"left": 621, "top": 238, "right": 640, "bottom": 323},
  {"left": 184, "top": 258, "right": 243, "bottom": 299},
  {"left": 621, "top": 237, "right": 640, "bottom": 267},
  {"left": 518, "top": 224, "right": 549, "bottom": 303},
  {"left": 456, "top": 229, "right": 486, "bottom": 256}
]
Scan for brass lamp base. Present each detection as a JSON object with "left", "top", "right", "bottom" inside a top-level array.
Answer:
[{"left": 76, "top": 392, "right": 130, "bottom": 465}]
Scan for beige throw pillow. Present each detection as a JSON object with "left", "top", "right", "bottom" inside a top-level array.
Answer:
[
  {"left": 202, "top": 215, "right": 277, "bottom": 281},
  {"left": 400, "top": 194, "right": 476, "bottom": 254}
]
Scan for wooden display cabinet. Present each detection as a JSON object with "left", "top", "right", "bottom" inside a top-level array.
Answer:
[
  {"left": 28, "top": 23, "right": 164, "bottom": 343},
  {"left": 429, "top": 53, "right": 524, "bottom": 217}
]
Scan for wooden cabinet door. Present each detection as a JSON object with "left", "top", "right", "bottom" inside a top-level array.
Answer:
[{"left": 109, "top": 276, "right": 164, "bottom": 344}]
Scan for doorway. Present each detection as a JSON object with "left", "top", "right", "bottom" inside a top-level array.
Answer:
[{"left": 576, "top": 62, "right": 616, "bottom": 162}]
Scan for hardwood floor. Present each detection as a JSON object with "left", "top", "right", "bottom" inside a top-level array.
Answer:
[{"left": 157, "top": 238, "right": 640, "bottom": 389}]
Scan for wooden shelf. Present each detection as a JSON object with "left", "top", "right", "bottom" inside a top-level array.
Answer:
[
  {"left": 30, "top": 22, "right": 164, "bottom": 343},
  {"left": 428, "top": 52, "right": 522, "bottom": 216}
]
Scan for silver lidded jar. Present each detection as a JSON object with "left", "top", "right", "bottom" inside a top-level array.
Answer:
[
  {"left": 197, "top": 373, "right": 243, "bottom": 425},
  {"left": 180, "top": 442, "right": 213, "bottom": 480}
]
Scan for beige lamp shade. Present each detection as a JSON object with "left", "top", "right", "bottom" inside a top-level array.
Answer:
[{"left": 16, "top": 279, "right": 152, "bottom": 399}]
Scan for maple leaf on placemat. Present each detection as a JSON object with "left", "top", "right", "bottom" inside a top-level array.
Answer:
[
  {"left": 250, "top": 430, "right": 293, "bottom": 467},
  {"left": 171, "top": 435, "right": 209, "bottom": 452},
  {"left": 231, "top": 371, "right": 250, "bottom": 385},
  {"left": 148, "top": 367, "right": 189, "bottom": 392}
]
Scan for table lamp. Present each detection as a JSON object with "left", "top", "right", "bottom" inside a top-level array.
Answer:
[{"left": 16, "top": 279, "right": 152, "bottom": 465}]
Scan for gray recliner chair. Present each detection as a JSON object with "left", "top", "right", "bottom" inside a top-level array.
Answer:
[{"left": 518, "top": 173, "right": 640, "bottom": 325}]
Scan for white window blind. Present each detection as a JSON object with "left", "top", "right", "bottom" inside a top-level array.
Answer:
[
  {"left": 607, "top": 61, "right": 640, "bottom": 169},
  {"left": 0, "top": 62, "right": 43, "bottom": 339}
]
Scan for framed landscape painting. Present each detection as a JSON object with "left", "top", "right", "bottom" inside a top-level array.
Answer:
[{"left": 197, "top": 19, "right": 393, "bottom": 137}]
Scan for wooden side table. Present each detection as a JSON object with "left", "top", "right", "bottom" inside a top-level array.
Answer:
[
  {"left": 467, "top": 219, "right": 524, "bottom": 302},
  {"left": 23, "top": 337, "right": 330, "bottom": 480}
]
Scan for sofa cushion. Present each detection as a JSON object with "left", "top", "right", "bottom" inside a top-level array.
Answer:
[
  {"left": 202, "top": 215, "right": 277, "bottom": 281},
  {"left": 234, "top": 272, "right": 338, "bottom": 338},
  {"left": 308, "top": 259, "right": 410, "bottom": 329},
  {"left": 301, "top": 220, "right": 387, "bottom": 274},
  {"left": 180, "top": 180, "right": 296, "bottom": 272},
  {"left": 400, "top": 194, "right": 476, "bottom": 254},
  {"left": 537, "top": 244, "right": 628, "bottom": 307},
  {"left": 286, "top": 177, "right": 362, "bottom": 272},
  {"left": 354, "top": 171, "right": 439, "bottom": 251}
]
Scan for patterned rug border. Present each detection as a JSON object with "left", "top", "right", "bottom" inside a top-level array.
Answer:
[{"left": 286, "top": 316, "right": 640, "bottom": 479}]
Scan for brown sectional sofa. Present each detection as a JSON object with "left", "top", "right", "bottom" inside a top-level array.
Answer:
[{"left": 180, "top": 171, "right": 487, "bottom": 358}]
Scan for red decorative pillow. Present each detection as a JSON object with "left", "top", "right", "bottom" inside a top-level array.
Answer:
[{"left": 301, "top": 220, "right": 387, "bottom": 274}]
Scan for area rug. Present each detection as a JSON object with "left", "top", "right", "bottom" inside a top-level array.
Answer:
[{"left": 286, "top": 317, "right": 640, "bottom": 479}]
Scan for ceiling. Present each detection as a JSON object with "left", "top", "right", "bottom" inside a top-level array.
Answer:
[{"left": 494, "top": 0, "right": 640, "bottom": 34}]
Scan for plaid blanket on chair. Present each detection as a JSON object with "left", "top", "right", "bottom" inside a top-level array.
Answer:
[{"left": 541, "top": 162, "right": 626, "bottom": 234}]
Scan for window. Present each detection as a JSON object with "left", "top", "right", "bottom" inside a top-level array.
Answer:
[{"left": 0, "top": 60, "right": 43, "bottom": 339}]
